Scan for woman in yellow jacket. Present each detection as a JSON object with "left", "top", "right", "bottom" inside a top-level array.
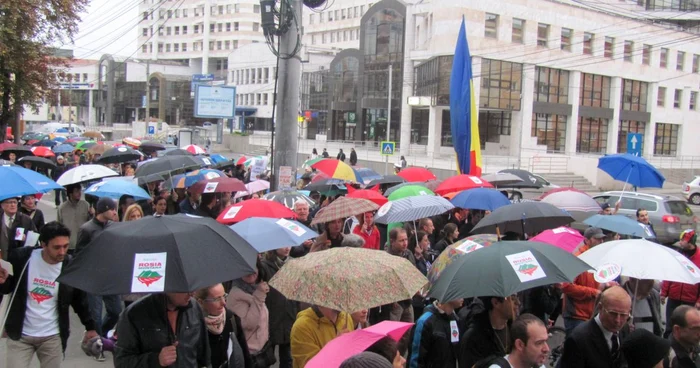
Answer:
[{"left": 290, "top": 305, "right": 355, "bottom": 368}]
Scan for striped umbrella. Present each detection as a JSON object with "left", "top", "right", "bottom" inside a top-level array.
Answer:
[
  {"left": 311, "top": 159, "right": 359, "bottom": 182},
  {"left": 184, "top": 144, "right": 206, "bottom": 154},
  {"left": 374, "top": 195, "right": 454, "bottom": 224},
  {"left": 310, "top": 197, "right": 379, "bottom": 226}
]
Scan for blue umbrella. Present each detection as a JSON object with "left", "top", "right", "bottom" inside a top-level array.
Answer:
[
  {"left": 32, "top": 140, "right": 57, "bottom": 147},
  {"left": 597, "top": 153, "right": 665, "bottom": 188},
  {"left": 52, "top": 144, "right": 74, "bottom": 154},
  {"left": 209, "top": 154, "right": 228, "bottom": 164},
  {"left": 55, "top": 128, "right": 69, "bottom": 133},
  {"left": 52, "top": 136, "right": 67, "bottom": 143},
  {"left": 583, "top": 214, "right": 654, "bottom": 238},
  {"left": 353, "top": 167, "right": 383, "bottom": 185},
  {"left": 450, "top": 188, "right": 511, "bottom": 211},
  {"left": 0, "top": 166, "right": 63, "bottom": 201},
  {"left": 183, "top": 169, "right": 226, "bottom": 187},
  {"left": 85, "top": 180, "right": 152, "bottom": 201},
  {"left": 230, "top": 217, "right": 318, "bottom": 252}
]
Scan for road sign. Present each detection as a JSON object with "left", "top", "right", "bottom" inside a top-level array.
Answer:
[
  {"left": 191, "top": 73, "right": 215, "bottom": 90},
  {"left": 148, "top": 126, "right": 155, "bottom": 135},
  {"left": 194, "top": 85, "right": 236, "bottom": 119},
  {"left": 381, "top": 141, "right": 395, "bottom": 156},
  {"left": 627, "top": 133, "right": 643, "bottom": 156}
]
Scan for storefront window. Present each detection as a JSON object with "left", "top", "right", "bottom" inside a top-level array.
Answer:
[
  {"left": 532, "top": 113, "right": 567, "bottom": 152},
  {"left": 410, "top": 109, "right": 429, "bottom": 144},
  {"left": 479, "top": 111, "right": 511, "bottom": 148}
]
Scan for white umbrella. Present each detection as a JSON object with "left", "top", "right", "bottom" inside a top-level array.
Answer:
[
  {"left": 541, "top": 190, "right": 601, "bottom": 213},
  {"left": 234, "top": 180, "right": 271, "bottom": 199},
  {"left": 482, "top": 172, "right": 525, "bottom": 186},
  {"left": 578, "top": 239, "right": 700, "bottom": 284},
  {"left": 56, "top": 164, "right": 119, "bottom": 186}
]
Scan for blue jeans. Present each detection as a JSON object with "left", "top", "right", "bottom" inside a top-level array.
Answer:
[
  {"left": 88, "top": 294, "right": 123, "bottom": 337},
  {"left": 564, "top": 317, "right": 585, "bottom": 337}
]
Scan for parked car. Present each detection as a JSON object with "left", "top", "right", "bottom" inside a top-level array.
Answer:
[
  {"left": 497, "top": 170, "right": 560, "bottom": 200},
  {"left": 592, "top": 191, "right": 698, "bottom": 245},
  {"left": 682, "top": 176, "right": 700, "bottom": 205}
]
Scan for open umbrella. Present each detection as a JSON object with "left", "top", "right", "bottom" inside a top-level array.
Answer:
[
  {"left": 0, "top": 142, "right": 18, "bottom": 152},
  {"left": 496, "top": 169, "right": 542, "bottom": 189},
  {"left": 87, "top": 144, "right": 113, "bottom": 156},
  {"left": 236, "top": 156, "right": 247, "bottom": 165},
  {"left": 311, "top": 159, "right": 359, "bottom": 182},
  {"left": 470, "top": 201, "right": 575, "bottom": 235},
  {"left": 375, "top": 195, "right": 454, "bottom": 224},
  {"left": 217, "top": 199, "right": 297, "bottom": 225},
  {"left": 234, "top": 180, "right": 271, "bottom": 198},
  {"left": 82, "top": 131, "right": 104, "bottom": 140},
  {"left": 269, "top": 247, "right": 428, "bottom": 311},
  {"left": 75, "top": 140, "right": 96, "bottom": 151},
  {"left": 397, "top": 167, "right": 437, "bottom": 182},
  {"left": 183, "top": 144, "right": 206, "bottom": 154},
  {"left": 263, "top": 190, "right": 315, "bottom": 209},
  {"left": 208, "top": 154, "right": 227, "bottom": 164},
  {"left": 302, "top": 156, "right": 325, "bottom": 168},
  {"left": 52, "top": 143, "right": 74, "bottom": 154},
  {"left": 304, "top": 179, "right": 347, "bottom": 196},
  {"left": 482, "top": 172, "right": 527, "bottom": 187},
  {"left": 539, "top": 187, "right": 590, "bottom": 200},
  {"left": 307, "top": 321, "right": 414, "bottom": 368},
  {"left": 57, "top": 215, "right": 258, "bottom": 294},
  {"left": 427, "top": 240, "right": 592, "bottom": 301},
  {"left": 427, "top": 234, "right": 499, "bottom": 285},
  {"left": 180, "top": 169, "right": 227, "bottom": 187},
  {"left": 140, "top": 141, "right": 166, "bottom": 151},
  {"left": 97, "top": 146, "right": 141, "bottom": 164},
  {"left": 32, "top": 140, "right": 58, "bottom": 147},
  {"left": 30, "top": 146, "right": 55, "bottom": 158},
  {"left": 435, "top": 175, "right": 493, "bottom": 195},
  {"left": 51, "top": 136, "right": 67, "bottom": 143},
  {"left": 230, "top": 218, "right": 319, "bottom": 252},
  {"left": 346, "top": 186, "right": 388, "bottom": 206},
  {"left": 353, "top": 167, "right": 383, "bottom": 184},
  {"left": 366, "top": 175, "right": 406, "bottom": 187},
  {"left": 17, "top": 156, "right": 57, "bottom": 170},
  {"left": 122, "top": 137, "right": 141, "bottom": 148},
  {"left": 530, "top": 226, "right": 585, "bottom": 253},
  {"left": 540, "top": 190, "right": 601, "bottom": 213},
  {"left": 190, "top": 177, "right": 246, "bottom": 195},
  {"left": 598, "top": 153, "right": 665, "bottom": 189},
  {"left": 164, "top": 148, "right": 195, "bottom": 156},
  {"left": 57, "top": 164, "right": 119, "bottom": 186},
  {"left": 0, "top": 166, "right": 63, "bottom": 201},
  {"left": 85, "top": 179, "right": 152, "bottom": 201},
  {"left": 583, "top": 214, "right": 655, "bottom": 238},
  {"left": 386, "top": 184, "right": 434, "bottom": 201},
  {"left": 1, "top": 145, "right": 33, "bottom": 160},
  {"left": 310, "top": 197, "right": 379, "bottom": 226},
  {"left": 134, "top": 155, "right": 202, "bottom": 178},
  {"left": 450, "top": 188, "right": 511, "bottom": 211}
]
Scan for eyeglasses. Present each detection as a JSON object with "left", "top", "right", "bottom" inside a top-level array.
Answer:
[
  {"left": 2, "top": 201, "right": 18, "bottom": 206},
  {"left": 602, "top": 306, "right": 631, "bottom": 320},
  {"left": 202, "top": 293, "right": 228, "bottom": 304}
]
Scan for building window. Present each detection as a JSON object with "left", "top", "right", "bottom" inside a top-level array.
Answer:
[
  {"left": 226, "top": 22, "right": 231, "bottom": 32},
  {"left": 561, "top": 28, "right": 572, "bottom": 52},
  {"left": 617, "top": 121, "right": 646, "bottom": 153},
  {"left": 534, "top": 67, "right": 570, "bottom": 104},
  {"left": 479, "top": 59, "right": 523, "bottom": 110},
  {"left": 234, "top": 22, "right": 239, "bottom": 31},
  {"left": 217, "top": 41, "right": 222, "bottom": 50},
  {"left": 441, "top": 110, "right": 452, "bottom": 146},
  {"left": 537, "top": 23, "right": 549, "bottom": 47},
  {"left": 142, "top": 28, "right": 148, "bottom": 36},
  {"left": 183, "top": 8, "right": 187, "bottom": 17},
  {"left": 654, "top": 123, "right": 679, "bottom": 156},
  {"left": 194, "top": 25, "right": 199, "bottom": 34},
  {"left": 166, "top": 27, "right": 171, "bottom": 35},
  {"left": 141, "top": 44, "right": 148, "bottom": 53},
  {"left": 512, "top": 18, "right": 524, "bottom": 44},
  {"left": 621, "top": 79, "right": 649, "bottom": 112},
  {"left": 478, "top": 111, "right": 512, "bottom": 147},
  {"left": 577, "top": 117, "right": 609, "bottom": 153},
  {"left": 234, "top": 4, "right": 239, "bottom": 12},
  {"left": 410, "top": 109, "right": 429, "bottom": 144},
  {"left": 217, "top": 23, "right": 222, "bottom": 32},
  {"left": 182, "top": 43, "right": 187, "bottom": 52},
  {"left": 657, "top": 86, "right": 666, "bottom": 107},
  {"left": 254, "top": 4, "right": 260, "bottom": 13},
  {"left": 604, "top": 37, "right": 614, "bottom": 58},
  {"left": 677, "top": 51, "right": 685, "bottom": 71},
  {"left": 233, "top": 40, "right": 238, "bottom": 49},
  {"left": 210, "top": 23, "right": 215, "bottom": 32},
  {"left": 143, "top": 11, "right": 149, "bottom": 20},
  {"left": 183, "top": 26, "right": 187, "bottom": 34},
  {"left": 674, "top": 89, "right": 682, "bottom": 108},
  {"left": 225, "top": 40, "right": 230, "bottom": 49},
  {"left": 218, "top": 5, "right": 223, "bottom": 14},
  {"left": 583, "top": 32, "right": 594, "bottom": 55},
  {"left": 158, "top": 43, "right": 163, "bottom": 53},
  {"left": 624, "top": 41, "right": 633, "bottom": 62},
  {"left": 642, "top": 44, "right": 652, "bottom": 65},
  {"left": 693, "top": 54, "right": 700, "bottom": 73},
  {"left": 253, "top": 23, "right": 259, "bottom": 32},
  {"left": 165, "top": 44, "right": 171, "bottom": 52},
  {"left": 691, "top": 91, "right": 698, "bottom": 110},
  {"left": 580, "top": 73, "right": 611, "bottom": 108},
  {"left": 174, "top": 43, "right": 179, "bottom": 52},
  {"left": 532, "top": 113, "right": 567, "bottom": 152},
  {"left": 174, "top": 26, "right": 179, "bottom": 35},
  {"left": 660, "top": 48, "right": 668, "bottom": 68},
  {"left": 484, "top": 13, "right": 498, "bottom": 39}
]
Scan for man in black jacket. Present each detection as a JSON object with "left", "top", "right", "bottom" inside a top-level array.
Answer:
[
  {"left": 0, "top": 221, "right": 98, "bottom": 367},
  {"left": 459, "top": 295, "right": 517, "bottom": 368},
  {"left": 349, "top": 148, "right": 358, "bottom": 166},
  {"left": 407, "top": 298, "right": 463, "bottom": 367},
  {"left": 665, "top": 305, "right": 700, "bottom": 368},
  {"left": 114, "top": 293, "right": 211, "bottom": 368},
  {"left": 0, "top": 196, "right": 38, "bottom": 260}
]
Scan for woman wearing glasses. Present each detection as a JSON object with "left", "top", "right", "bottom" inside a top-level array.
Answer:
[{"left": 196, "top": 283, "right": 252, "bottom": 368}]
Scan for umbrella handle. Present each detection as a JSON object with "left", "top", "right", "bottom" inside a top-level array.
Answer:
[{"left": 618, "top": 164, "right": 634, "bottom": 204}]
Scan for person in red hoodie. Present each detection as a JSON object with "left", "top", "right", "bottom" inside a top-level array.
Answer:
[
  {"left": 353, "top": 211, "right": 380, "bottom": 250},
  {"left": 661, "top": 229, "right": 700, "bottom": 338}
]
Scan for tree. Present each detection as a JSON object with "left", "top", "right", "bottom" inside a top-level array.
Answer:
[{"left": 0, "top": 0, "right": 87, "bottom": 142}]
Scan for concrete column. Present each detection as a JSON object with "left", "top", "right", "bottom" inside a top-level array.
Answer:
[
  {"left": 511, "top": 64, "right": 535, "bottom": 162},
  {"left": 88, "top": 90, "right": 94, "bottom": 127},
  {"left": 202, "top": 0, "right": 212, "bottom": 74},
  {"left": 566, "top": 70, "right": 582, "bottom": 154},
  {"left": 608, "top": 77, "right": 622, "bottom": 154},
  {"left": 399, "top": 8, "right": 416, "bottom": 155},
  {"left": 426, "top": 105, "right": 441, "bottom": 157},
  {"left": 645, "top": 83, "right": 658, "bottom": 157}
]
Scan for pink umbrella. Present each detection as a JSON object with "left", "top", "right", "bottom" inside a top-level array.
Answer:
[
  {"left": 530, "top": 226, "right": 585, "bottom": 253},
  {"left": 306, "top": 321, "right": 414, "bottom": 368}
]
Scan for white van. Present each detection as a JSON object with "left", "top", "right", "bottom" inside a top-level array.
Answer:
[{"left": 37, "top": 122, "right": 87, "bottom": 136}]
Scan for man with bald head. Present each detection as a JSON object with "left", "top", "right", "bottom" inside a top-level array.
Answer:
[{"left": 558, "top": 286, "right": 631, "bottom": 368}]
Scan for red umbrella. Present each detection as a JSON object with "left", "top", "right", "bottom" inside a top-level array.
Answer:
[
  {"left": 26, "top": 140, "right": 39, "bottom": 146},
  {"left": 346, "top": 186, "right": 388, "bottom": 206},
  {"left": 539, "top": 187, "right": 590, "bottom": 200},
  {"left": 236, "top": 156, "right": 246, "bottom": 166},
  {"left": 397, "top": 167, "right": 437, "bottom": 182},
  {"left": 434, "top": 175, "right": 493, "bottom": 195},
  {"left": 30, "top": 146, "right": 55, "bottom": 157},
  {"left": 190, "top": 177, "right": 247, "bottom": 195},
  {"left": 217, "top": 199, "right": 296, "bottom": 225},
  {"left": 0, "top": 142, "right": 18, "bottom": 152}
]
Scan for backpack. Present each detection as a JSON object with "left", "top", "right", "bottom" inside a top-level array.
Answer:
[{"left": 473, "top": 355, "right": 511, "bottom": 368}]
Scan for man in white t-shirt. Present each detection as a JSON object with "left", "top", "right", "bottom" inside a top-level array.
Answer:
[
  {"left": 0, "top": 221, "right": 97, "bottom": 368},
  {"left": 476, "top": 313, "right": 550, "bottom": 368}
]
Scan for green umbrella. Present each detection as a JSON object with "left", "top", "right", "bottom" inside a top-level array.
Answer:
[
  {"left": 387, "top": 185, "right": 435, "bottom": 201},
  {"left": 75, "top": 140, "right": 96, "bottom": 150},
  {"left": 427, "top": 240, "right": 591, "bottom": 302}
]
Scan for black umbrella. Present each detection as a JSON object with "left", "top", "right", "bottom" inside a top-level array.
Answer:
[
  {"left": 214, "top": 159, "right": 238, "bottom": 170},
  {"left": 427, "top": 240, "right": 592, "bottom": 302},
  {"left": 304, "top": 179, "right": 347, "bottom": 195},
  {"left": 366, "top": 175, "right": 406, "bottom": 187},
  {"left": 17, "top": 156, "right": 57, "bottom": 170},
  {"left": 470, "top": 201, "right": 574, "bottom": 235},
  {"left": 1, "top": 145, "right": 33, "bottom": 160},
  {"left": 135, "top": 155, "right": 202, "bottom": 178},
  {"left": 57, "top": 215, "right": 258, "bottom": 294},
  {"left": 32, "top": 140, "right": 58, "bottom": 147},
  {"left": 96, "top": 146, "right": 142, "bottom": 164},
  {"left": 496, "top": 169, "right": 542, "bottom": 189},
  {"left": 164, "top": 148, "right": 195, "bottom": 156},
  {"left": 140, "top": 141, "right": 166, "bottom": 151}
]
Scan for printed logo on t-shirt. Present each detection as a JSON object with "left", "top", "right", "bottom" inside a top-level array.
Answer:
[{"left": 29, "top": 278, "right": 55, "bottom": 304}]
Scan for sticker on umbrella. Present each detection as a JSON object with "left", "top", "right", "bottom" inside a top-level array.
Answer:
[
  {"left": 455, "top": 240, "right": 483, "bottom": 254},
  {"left": 205, "top": 171, "right": 221, "bottom": 179},
  {"left": 506, "top": 251, "right": 547, "bottom": 282},
  {"left": 593, "top": 263, "right": 622, "bottom": 283},
  {"left": 468, "top": 176, "right": 483, "bottom": 185},
  {"left": 377, "top": 201, "right": 392, "bottom": 217},
  {"left": 203, "top": 182, "right": 219, "bottom": 193},
  {"left": 222, "top": 205, "right": 242, "bottom": 219},
  {"left": 552, "top": 227, "right": 576, "bottom": 234},
  {"left": 117, "top": 147, "right": 128, "bottom": 152},
  {"left": 131, "top": 252, "right": 167, "bottom": 292},
  {"left": 675, "top": 256, "right": 700, "bottom": 278},
  {"left": 277, "top": 218, "right": 306, "bottom": 236}
]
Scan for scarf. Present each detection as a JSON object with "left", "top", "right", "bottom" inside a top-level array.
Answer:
[
  {"left": 231, "top": 278, "right": 257, "bottom": 295},
  {"left": 204, "top": 310, "right": 226, "bottom": 335},
  {"left": 273, "top": 255, "right": 287, "bottom": 269}
]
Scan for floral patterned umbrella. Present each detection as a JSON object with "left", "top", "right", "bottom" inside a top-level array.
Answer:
[
  {"left": 427, "top": 234, "right": 499, "bottom": 286},
  {"left": 269, "top": 247, "right": 428, "bottom": 312}
]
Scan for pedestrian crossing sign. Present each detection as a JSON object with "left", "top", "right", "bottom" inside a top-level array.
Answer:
[{"left": 381, "top": 141, "right": 395, "bottom": 156}]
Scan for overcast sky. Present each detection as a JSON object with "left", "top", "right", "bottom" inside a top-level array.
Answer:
[{"left": 66, "top": 0, "right": 139, "bottom": 59}]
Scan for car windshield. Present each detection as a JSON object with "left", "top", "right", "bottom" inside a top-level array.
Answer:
[{"left": 666, "top": 201, "right": 694, "bottom": 216}]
